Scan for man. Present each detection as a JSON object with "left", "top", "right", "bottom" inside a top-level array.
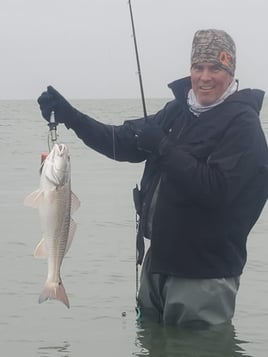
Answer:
[{"left": 38, "top": 29, "right": 268, "bottom": 325}]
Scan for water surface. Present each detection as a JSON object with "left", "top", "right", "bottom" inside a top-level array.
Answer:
[{"left": 0, "top": 98, "right": 268, "bottom": 356}]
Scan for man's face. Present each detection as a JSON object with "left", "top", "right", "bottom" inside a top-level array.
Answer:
[{"left": 190, "top": 62, "right": 233, "bottom": 105}]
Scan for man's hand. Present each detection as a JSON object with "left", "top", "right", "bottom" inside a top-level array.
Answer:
[{"left": 37, "top": 86, "right": 75, "bottom": 124}]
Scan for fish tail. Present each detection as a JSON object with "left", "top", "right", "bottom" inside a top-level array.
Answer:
[{"left": 39, "top": 280, "right": 70, "bottom": 308}]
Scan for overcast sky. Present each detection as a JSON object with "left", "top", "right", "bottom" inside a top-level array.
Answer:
[{"left": 0, "top": 0, "right": 267, "bottom": 99}]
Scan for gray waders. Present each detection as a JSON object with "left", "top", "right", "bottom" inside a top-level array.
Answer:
[{"left": 137, "top": 249, "right": 240, "bottom": 325}]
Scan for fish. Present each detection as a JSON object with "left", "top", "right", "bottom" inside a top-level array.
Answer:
[{"left": 24, "top": 143, "right": 80, "bottom": 308}]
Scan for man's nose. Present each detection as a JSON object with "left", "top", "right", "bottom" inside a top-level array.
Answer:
[{"left": 200, "top": 69, "right": 212, "bottom": 81}]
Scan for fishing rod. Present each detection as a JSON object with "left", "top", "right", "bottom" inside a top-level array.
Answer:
[
  {"left": 127, "top": 0, "right": 147, "bottom": 322},
  {"left": 128, "top": 0, "right": 147, "bottom": 119}
]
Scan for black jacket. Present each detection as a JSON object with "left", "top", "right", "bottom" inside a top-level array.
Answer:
[{"left": 67, "top": 77, "right": 268, "bottom": 278}]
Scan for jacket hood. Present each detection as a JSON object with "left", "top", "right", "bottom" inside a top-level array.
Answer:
[{"left": 168, "top": 77, "right": 265, "bottom": 114}]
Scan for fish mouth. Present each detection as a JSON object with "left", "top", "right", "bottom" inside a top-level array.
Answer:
[
  {"left": 42, "top": 143, "right": 70, "bottom": 185},
  {"left": 55, "top": 143, "right": 68, "bottom": 156}
]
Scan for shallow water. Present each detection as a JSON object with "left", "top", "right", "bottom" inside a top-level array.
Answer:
[{"left": 0, "top": 98, "right": 268, "bottom": 356}]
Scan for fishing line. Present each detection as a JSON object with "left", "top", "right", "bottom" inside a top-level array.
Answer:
[{"left": 112, "top": 126, "right": 116, "bottom": 160}]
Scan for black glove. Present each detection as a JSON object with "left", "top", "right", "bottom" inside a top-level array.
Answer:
[
  {"left": 135, "top": 121, "right": 169, "bottom": 155},
  {"left": 37, "top": 86, "right": 75, "bottom": 125}
]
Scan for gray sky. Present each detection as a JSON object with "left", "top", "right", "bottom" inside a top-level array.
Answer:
[{"left": 0, "top": 0, "right": 267, "bottom": 99}]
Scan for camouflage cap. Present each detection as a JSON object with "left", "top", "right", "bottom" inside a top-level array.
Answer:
[{"left": 191, "top": 29, "right": 236, "bottom": 76}]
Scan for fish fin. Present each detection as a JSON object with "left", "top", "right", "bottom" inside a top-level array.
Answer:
[
  {"left": 24, "top": 190, "right": 43, "bottom": 208},
  {"left": 71, "top": 192, "right": 80, "bottom": 214},
  {"left": 34, "top": 238, "right": 48, "bottom": 259},
  {"left": 39, "top": 280, "right": 70, "bottom": 308},
  {"left": 64, "top": 218, "right": 77, "bottom": 256}
]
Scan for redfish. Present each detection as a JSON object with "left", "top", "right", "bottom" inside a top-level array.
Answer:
[{"left": 24, "top": 143, "right": 80, "bottom": 308}]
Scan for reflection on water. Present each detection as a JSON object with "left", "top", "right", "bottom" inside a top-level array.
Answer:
[
  {"left": 38, "top": 341, "right": 70, "bottom": 357},
  {"left": 135, "top": 321, "right": 251, "bottom": 357}
]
